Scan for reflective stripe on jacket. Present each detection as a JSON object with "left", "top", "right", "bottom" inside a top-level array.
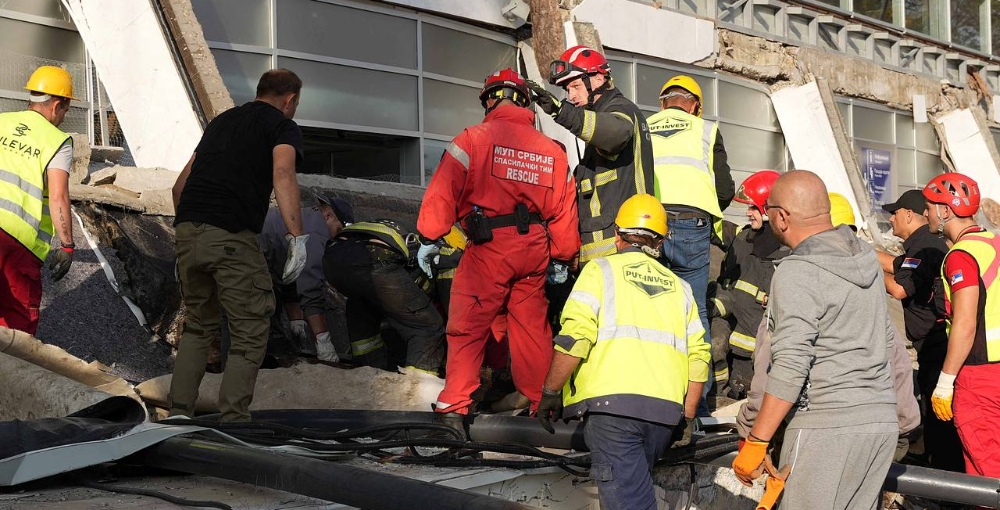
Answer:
[
  {"left": 943, "top": 231, "right": 1000, "bottom": 363},
  {"left": 554, "top": 249, "right": 710, "bottom": 426},
  {"left": 0, "top": 110, "right": 69, "bottom": 260},
  {"left": 647, "top": 108, "right": 723, "bottom": 219}
]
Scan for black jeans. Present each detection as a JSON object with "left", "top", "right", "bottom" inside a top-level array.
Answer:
[{"left": 324, "top": 239, "right": 445, "bottom": 372}]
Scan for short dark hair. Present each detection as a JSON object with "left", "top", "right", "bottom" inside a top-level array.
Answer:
[
  {"left": 256, "top": 68, "right": 302, "bottom": 98},
  {"left": 619, "top": 231, "right": 660, "bottom": 248}
]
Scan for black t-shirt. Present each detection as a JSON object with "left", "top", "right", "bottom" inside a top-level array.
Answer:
[
  {"left": 893, "top": 224, "right": 949, "bottom": 361},
  {"left": 175, "top": 101, "right": 303, "bottom": 233}
]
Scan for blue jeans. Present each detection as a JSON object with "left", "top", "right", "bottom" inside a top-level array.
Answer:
[
  {"left": 659, "top": 216, "right": 712, "bottom": 415},
  {"left": 584, "top": 413, "right": 673, "bottom": 510}
]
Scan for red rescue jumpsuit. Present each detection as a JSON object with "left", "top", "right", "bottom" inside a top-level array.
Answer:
[{"left": 418, "top": 104, "right": 580, "bottom": 414}]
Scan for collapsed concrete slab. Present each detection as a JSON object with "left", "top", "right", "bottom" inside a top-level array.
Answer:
[{"left": 137, "top": 365, "right": 444, "bottom": 414}]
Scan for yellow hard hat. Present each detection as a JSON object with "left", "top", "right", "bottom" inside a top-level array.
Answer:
[
  {"left": 443, "top": 224, "right": 467, "bottom": 251},
  {"left": 25, "top": 66, "right": 76, "bottom": 100},
  {"left": 828, "top": 192, "right": 856, "bottom": 228},
  {"left": 659, "top": 75, "right": 703, "bottom": 117},
  {"left": 615, "top": 194, "right": 667, "bottom": 237}
]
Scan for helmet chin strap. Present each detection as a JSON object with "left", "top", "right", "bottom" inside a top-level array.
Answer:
[
  {"left": 584, "top": 75, "right": 611, "bottom": 107},
  {"left": 934, "top": 203, "right": 949, "bottom": 237}
]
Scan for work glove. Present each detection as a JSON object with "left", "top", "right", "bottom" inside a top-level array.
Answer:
[
  {"left": 526, "top": 80, "right": 562, "bottom": 116},
  {"left": 732, "top": 438, "right": 768, "bottom": 486},
  {"left": 756, "top": 467, "right": 789, "bottom": 510},
  {"left": 669, "top": 417, "right": 694, "bottom": 448},
  {"left": 282, "top": 234, "right": 310, "bottom": 284},
  {"left": 546, "top": 261, "right": 569, "bottom": 285},
  {"left": 417, "top": 242, "right": 440, "bottom": 279},
  {"left": 289, "top": 319, "right": 309, "bottom": 342},
  {"left": 316, "top": 331, "right": 339, "bottom": 362},
  {"left": 932, "top": 372, "right": 956, "bottom": 421},
  {"left": 48, "top": 245, "right": 74, "bottom": 282},
  {"left": 536, "top": 388, "right": 563, "bottom": 434}
]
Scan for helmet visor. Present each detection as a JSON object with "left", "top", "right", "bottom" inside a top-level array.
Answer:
[{"left": 549, "top": 60, "right": 585, "bottom": 85}]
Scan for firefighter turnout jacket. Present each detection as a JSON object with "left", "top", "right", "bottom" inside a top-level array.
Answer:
[
  {"left": 551, "top": 88, "right": 653, "bottom": 264},
  {"left": 718, "top": 223, "right": 790, "bottom": 356},
  {"left": 554, "top": 248, "right": 711, "bottom": 426},
  {"left": 417, "top": 104, "right": 579, "bottom": 261},
  {"left": 0, "top": 110, "right": 70, "bottom": 260},
  {"left": 943, "top": 231, "right": 1000, "bottom": 363}
]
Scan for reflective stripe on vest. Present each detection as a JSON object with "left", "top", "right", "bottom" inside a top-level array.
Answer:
[
  {"left": 943, "top": 232, "right": 1000, "bottom": 362},
  {"left": 0, "top": 110, "right": 69, "bottom": 260},
  {"left": 734, "top": 279, "right": 767, "bottom": 304},
  {"left": 647, "top": 109, "right": 724, "bottom": 219},
  {"left": 351, "top": 333, "right": 385, "bottom": 356}
]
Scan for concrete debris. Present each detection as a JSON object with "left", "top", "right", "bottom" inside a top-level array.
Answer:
[
  {"left": 90, "top": 145, "right": 126, "bottom": 165},
  {"left": 159, "top": 0, "right": 235, "bottom": 120},
  {"left": 656, "top": 463, "right": 764, "bottom": 510},
  {"left": 0, "top": 350, "right": 140, "bottom": 421},
  {"left": 84, "top": 166, "right": 117, "bottom": 186},
  {"left": 70, "top": 184, "right": 174, "bottom": 216},
  {"left": 68, "top": 133, "right": 92, "bottom": 185},
  {"left": 112, "top": 167, "right": 179, "bottom": 194},
  {"left": 136, "top": 365, "right": 445, "bottom": 414}
]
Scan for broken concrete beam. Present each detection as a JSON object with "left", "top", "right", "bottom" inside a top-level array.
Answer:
[
  {"left": 113, "top": 167, "right": 179, "bottom": 194},
  {"left": 68, "top": 133, "right": 91, "bottom": 185},
  {"left": 137, "top": 365, "right": 445, "bottom": 414},
  {"left": 70, "top": 184, "right": 175, "bottom": 216},
  {"left": 86, "top": 166, "right": 118, "bottom": 186},
  {"left": 159, "top": 0, "right": 234, "bottom": 120},
  {"left": 655, "top": 463, "right": 764, "bottom": 510}
]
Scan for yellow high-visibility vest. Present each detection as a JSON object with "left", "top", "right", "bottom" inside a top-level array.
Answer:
[
  {"left": 647, "top": 108, "right": 723, "bottom": 219},
  {"left": 0, "top": 110, "right": 70, "bottom": 260},
  {"left": 555, "top": 250, "right": 711, "bottom": 425},
  {"left": 943, "top": 231, "right": 1000, "bottom": 362}
]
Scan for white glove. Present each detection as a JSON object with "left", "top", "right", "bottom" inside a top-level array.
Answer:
[
  {"left": 289, "top": 319, "right": 309, "bottom": 341},
  {"left": 316, "top": 332, "right": 339, "bottom": 362},
  {"left": 417, "top": 243, "right": 440, "bottom": 278},
  {"left": 282, "top": 234, "right": 310, "bottom": 284}
]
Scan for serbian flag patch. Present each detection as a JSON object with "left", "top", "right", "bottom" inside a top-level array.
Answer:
[
  {"left": 949, "top": 270, "right": 965, "bottom": 285},
  {"left": 901, "top": 258, "right": 921, "bottom": 269}
]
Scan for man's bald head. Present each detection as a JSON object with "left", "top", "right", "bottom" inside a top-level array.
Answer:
[
  {"left": 767, "top": 170, "right": 835, "bottom": 249},
  {"left": 770, "top": 170, "right": 831, "bottom": 219}
]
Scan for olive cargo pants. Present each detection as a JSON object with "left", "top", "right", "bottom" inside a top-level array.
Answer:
[{"left": 169, "top": 222, "right": 275, "bottom": 421}]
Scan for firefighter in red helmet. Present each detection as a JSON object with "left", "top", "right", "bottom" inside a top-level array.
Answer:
[
  {"left": 416, "top": 68, "right": 580, "bottom": 433},
  {"left": 526, "top": 46, "right": 654, "bottom": 266}
]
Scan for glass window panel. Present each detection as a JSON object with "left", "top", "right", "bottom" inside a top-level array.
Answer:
[
  {"left": 424, "top": 139, "right": 449, "bottom": 180},
  {"left": 854, "top": 0, "right": 894, "bottom": 22},
  {"left": 852, "top": 106, "right": 893, "bottom": 143},
  {"left": 951, "top": 0, "right": 984, "bottom": 50},
  {"left": 211, "top": 49, "right": 270, "bottom": 106},
  {"left": 277, "top": 0, "right": 417, "bottom": 69},
  {"left": 718, "top": 81, "right": 778, "bottom": 128},
  {"left": 718, "top": 122, "right": 786, "bottom": 170},
  {"left": 607, "top": 59, "right": 634, "bottom": 103},
  {"left": 192, "top": 0, "right": 269, "bottom": 47},
  {"left": 422, "top": 23, "right": 515, "bottom": 82},
  {"left": 905, "top": 0, "right": 933, "bottom": 34},
  {"left": 915, "top": 152, "right": 944, "bottom": 183},
  {"left": 424, "top": 79, "right": 483, "bottom": 137},
  {"left": 915, "top": 122, "right": 939, "bottom": 151},
  {"left": 896, "top": 114, "right": 914, "bottom": 147},
  {"left": 278, "top": 57, "right": 418, "bottom": 131},
  {"left": 0, "top": 0, "right": 72, "bottom": 22},
  {"left": 0, "top": 18, "right": 84, "bottom": 64},
  {"left": 637, "top": 65, "right": 714, "bottom": 116},
  {"left": 895, "top": 149, "right": 916, "bottom": 185}
]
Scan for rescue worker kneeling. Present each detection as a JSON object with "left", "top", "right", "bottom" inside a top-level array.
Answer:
[
  {"left": 537, "top": 194, "right": 711, "bottom": 510},
  {"left": 322, "top": 219, "right": 445, "bottom": 374}
]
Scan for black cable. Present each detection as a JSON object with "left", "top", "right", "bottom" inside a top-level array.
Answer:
[{"left": 76, "top": 479, "right": 233, "bottom": 510}]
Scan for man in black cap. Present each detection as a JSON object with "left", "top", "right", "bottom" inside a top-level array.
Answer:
[
  {"left": 877, "top": 189, "right": 962, "bottom": 472},
  {"left": 259, "top": 192, "right": 354, "bottom": 362}
]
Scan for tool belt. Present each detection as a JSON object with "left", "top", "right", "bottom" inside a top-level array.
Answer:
[
  {"left": 463, "top": 203, "right": 543, "bottom": 244},
  {"left": 665, "top": 207, "right": 711, "bottom": 221}
]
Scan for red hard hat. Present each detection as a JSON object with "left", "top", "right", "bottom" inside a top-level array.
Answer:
[
  {"left": 923, "top": 173, "right": 980, "bottom": 217},
  {"left": 549, "top": 45, "right": 610, "bottom": 86},
  {"left": 734, "top": 170, "right": 781, "bottom": 212},
  {"left": 480, "top": 68, "right": 531, "bottom": 108}
]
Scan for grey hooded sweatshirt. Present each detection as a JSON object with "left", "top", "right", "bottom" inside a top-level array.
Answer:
[{"left": 765, "top": 225, "right": 897, "bottom": 429}]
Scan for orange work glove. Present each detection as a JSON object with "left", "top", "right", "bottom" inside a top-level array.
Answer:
[
  {"left": 756, "top": 472, "right": 787, "bottom": 510},
  {"left": 732, "top": 439, "right": 768, "bottom": 486}
]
